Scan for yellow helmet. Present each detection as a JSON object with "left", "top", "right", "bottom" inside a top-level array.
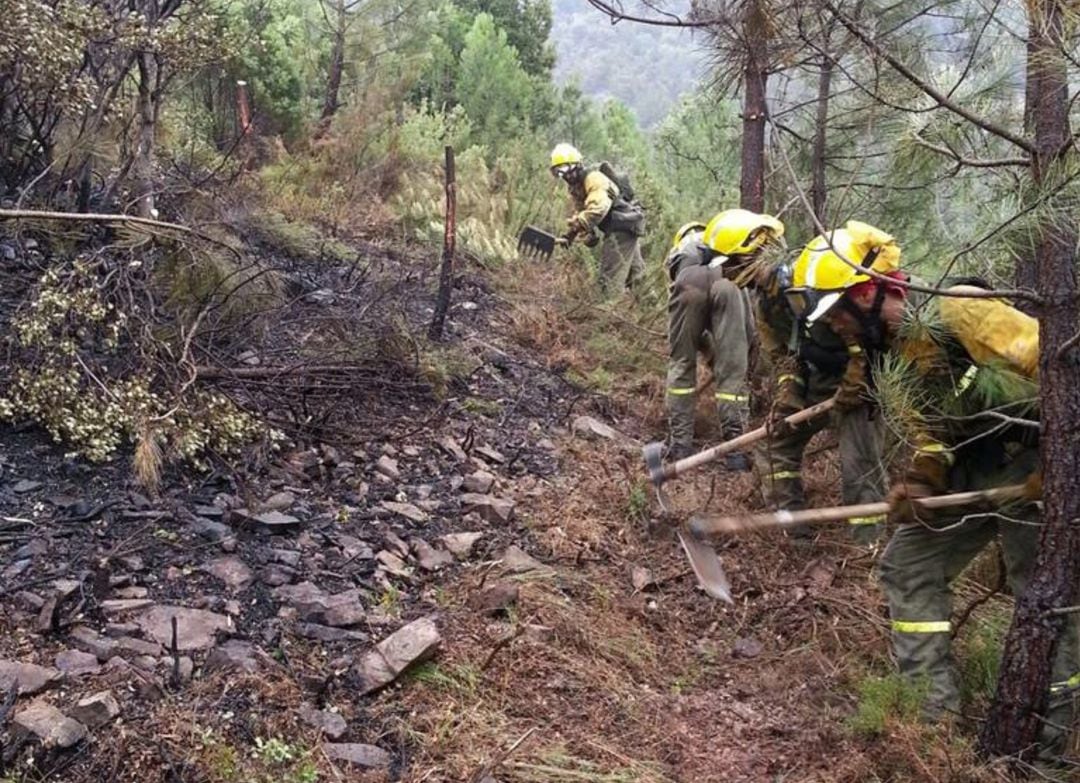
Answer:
[
  {"left": 702, "top": 209, "right": 785, "bottom": 257},
  {"left": 550, "top": 143, "right": 583, "bottom": 169},
  {"left": 671, "top": 221, "right": 707, "bottom": 249},
  {"left": 788, "top": 221, "right": 902, "bottom": 323}
]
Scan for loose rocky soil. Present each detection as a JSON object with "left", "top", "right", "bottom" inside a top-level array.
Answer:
[{"left": 0, "top": 238, "right": 1012, "bottom": 782}]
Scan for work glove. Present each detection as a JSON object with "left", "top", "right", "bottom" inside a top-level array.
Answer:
[
  {"left": 832, "top": 380, "right": 868, "bottom": 412},
  {"left": 765, "top": 374, "right": 805, "bottom": 438},
  {"left": 886, "top": 479, "right": 938, "bottom": 525}
]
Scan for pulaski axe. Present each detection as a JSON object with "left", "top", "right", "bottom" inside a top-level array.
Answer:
[{"left": 687, "top": 484, "right": 1029, "bottom": 603}]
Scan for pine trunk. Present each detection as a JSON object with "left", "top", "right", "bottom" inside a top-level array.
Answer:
[
  {"left": 810, "top": 56, "right": 832, "bottom": 224},
  {"left": 739, "top": 0, "right": 768, "bottom": 213},
  {"left": 133, "top": 51, "right": 159, "bottom": 219},
  {"left": 979, "top": 0, "right": 1080, "bottom": 759}
]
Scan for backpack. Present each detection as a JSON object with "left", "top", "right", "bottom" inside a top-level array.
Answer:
[{"left": 598, "top": 161, "right": 637, "bottom": 204}]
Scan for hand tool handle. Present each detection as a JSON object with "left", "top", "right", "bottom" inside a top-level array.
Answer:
[
  {"left": 688, "top": 484, "right": 1029, "bottom": 539},
  {"left": 662, "top": 398, "right": 836, "bottom": 482}
]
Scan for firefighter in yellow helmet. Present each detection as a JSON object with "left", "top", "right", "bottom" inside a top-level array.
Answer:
[
  {"left": 787, "top": 231, "right": 1078, "bottom": 754},
  {"left": 550, "top": 143, "right": 646, "bottom": 297},
  {"left": 665, "top": 209, "right": 783, "bottom": 467},
  {"left": 753, "top": 221, "right": 895, "bottom": 544}
]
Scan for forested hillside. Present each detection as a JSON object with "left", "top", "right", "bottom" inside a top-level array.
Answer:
[{"left": 0, "top": 0, "right": 1078, "bottom": 781}]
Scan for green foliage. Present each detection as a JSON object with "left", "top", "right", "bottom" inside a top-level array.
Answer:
[
  {"left": 848, "top": 673, "right": 928, "bottom": 736},
  {"left": 956, "top": 613, "right": 1007, "bottom": 707},
  {"left": 625, "top": 480, "right": 649, "bottom": 524},
  {"left": 457, "top": 0, "right": 554, "bottom": 79}
]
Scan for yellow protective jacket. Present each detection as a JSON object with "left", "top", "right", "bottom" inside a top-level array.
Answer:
[
  {"left": 897, "top": 286, "right": 1039, "bottom": 488},
  {"left": 567, "top": 170, "right": 618, "bottom": 235}
]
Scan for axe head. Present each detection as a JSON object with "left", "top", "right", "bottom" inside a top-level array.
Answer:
[
  {"left": 678, "top": 528, "right": 733, "bottom": 604},
  {"left": 642, "top": 441, "right": 665, "bottom": 486},
  {"left": 518, "top": 225, "right": 557, "bottom": 262}
]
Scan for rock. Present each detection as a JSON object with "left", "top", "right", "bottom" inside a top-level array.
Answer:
[
  {"left": 205, "top": 640, "right": 259, "bottom": 674},
  {"left": 135, "top": 606, "right": 234, "bottom": 650},
  {"left": 261, "top": 564, "right": 297, "bottom": 587},
  {"left": 271, "top": 549, "right": 302, "bottom": 567},
  {"left": 0, "top": 243, "right": 14, "bottom": 261},
  {"left": 14, "top": 539, "right": 49, "bottom": 559},
  {"left": 69, "top": 626, "right": 118, "bottom": 661},
  {"left": 119, "top": 554, "right": 145, "bottom": 571},
  {"left": 410, "top": 539, "right": 453, "bottom": 572},
  {"left": 13, "top": 701, "right": 86, "bottom": 748},
  {"left": 537, "top": 438, "right": 557, "bottom": 451},
  {"left": 323, "top": 743, "right": 391, "bottom": 769},
  {"left": 731, "top": 637, "right": 764, "bottom": 660},
  {"left": 55, "top": 650, "right": 101, "bottom": 676},
  {"left": 471, "top": 582, "right": 519, "bottom": 616},
  {"left": 15, "top": 591, "right": 45, "bottom": 612},
  {"left": 462, "top": 470, "right": 496, "bottom": 494},
  {"left": 412, "top": 482, "right": 433, "bottom": 498},
  {"left": 112, "top": 586, "right": 149, "bottom": 600},
  {"left": 375, "top": 550, "right": 413, "bottom": 579},
  {"left": 295, "top": 624, "right": 367, "bottom": 643},
  {"left": 355, "top": 616, "right": 441, "bottom": 694},
  {"left": 441, "top": 532, "right": 484, "bottom": 559},
  {"left": 69, "top": 691, "right": 121, "bottom": 729},
  {"left": 501, "top": 545, "right": 546, "bottom": 573},
  {"left": 321, "top": 444, "right": 341, "bottom": 466},
  {"left": 384, "top": 531, "right": 410, "bottom": 557},
  {"left": 203, "top": 556, "right": 253, "bottom": 591},
  {"left": 105, "top": 623, "right": 139, "bottom": 637},
  {"left": 474, "top": 445, "right": 506, "bottom": 464},
  {"left": 194, "top": 505, "right": 224, "bottom": 518},
  {"left": 336, "top": 536, "right": 374, "bottom": 561},
  {"left": 171, "top": 656, "right": 194, "bottom": 683},
  {"left": 438, "top": 436, "right": 468, "bottom": 462},
  {"left": 115, "top": 637, "right": 163, "bottom": 657},
  {"left": 190, "top": 517, "right": 235, "bottom": 545},
  {"left": 288, "top": 449, "right": 321, "bottom": 473},
  {"left": 380, "top": 501, "right": 428, "bottom": 524},
  {"left": 374, "top": 456, "right": 400, "bottom": 481},
  {"left": 3, "top": 559, "right": 31, "bottom": 580},
  {"left": 273, "top": 582, "right": 365, "bottom": 627},
  {"left": 306, "top": 288, "right": 336, "bottom": 306},
  {"left": 101, "top": 599, "right": 155, "bottom": 614},
  {"left": 631, "top": 566, "right": 656, "bottom": 592},
  {"left": 0, "top": 661, "right": 61, "bottom": 695},
  {"left": 132, "top": 655, "right": 157, "bottom": 671},
  {"left": 299, "top": 703, "right": 347, "bottom": 739},
  {"left": 571, "top": 415, "right": 629, "bottom": 443},
  {"left": 244, "top": 510, "right": 302, "bottom": 533},
  {"left": 461, "top": 493, "right": 516, "bottom": 524},
  {"left": 258, "top": 491, "right": 295, "bottom": 513},
  {"left": 12, "top": 479, "right": 43, "bottom": 494}
]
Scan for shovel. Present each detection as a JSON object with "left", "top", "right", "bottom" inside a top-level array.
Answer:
[
  {"left": 686, "top": 484, "right": 1029, "bottom": 603},
  {"left": 642, "top": 398, "right": 836, "bottom": 513},
  {"left": 518, "top": 225, "right": 559, "bottom": 262}
]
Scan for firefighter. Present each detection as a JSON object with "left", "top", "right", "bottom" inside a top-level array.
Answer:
[
  {"left": 664, "top": 209, "right": 783, "bottom": 467},
  {"left": 550, "top": 143, "right": 646, "bottom": 297},
  {"left": 787, "top": 236, "right": 1078, "bottom": 753},
  {"left": 751, "top": 221, "right": 892, "bottom": 544}
]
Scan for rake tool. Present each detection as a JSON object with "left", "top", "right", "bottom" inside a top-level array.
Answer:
[
  {"left": 686, "top": 484, "right": 1028, "bottom": 603},
  {"left": 517, "top": 225, "right": 560, "bottom": 262},
  {"left": 642, "top": 398, "right": 836, "bottom": 513}
]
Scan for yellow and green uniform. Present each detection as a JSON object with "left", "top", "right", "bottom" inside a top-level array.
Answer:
[
  {"left": 751, "top": 270, "right": 888, "bottom": 543},
  {"left": 567, "top": 169, "right": 645, "bottom": 297},
  {"left": 665, "top": 229, "right": 754, "bottom": 452},
  {"left": 878, "top": 288, "right": 1077, "bottom": 750}
]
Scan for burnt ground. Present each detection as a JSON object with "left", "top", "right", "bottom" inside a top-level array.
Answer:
[{"left": 0, "top": 232, "right": 1028, "bottom": 782}]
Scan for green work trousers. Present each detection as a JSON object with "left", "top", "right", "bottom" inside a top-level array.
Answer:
[
  {"left": 879, "top": 444, "right": 1078, "bottom": 753},
  {"left": 598, "top": 230, "right": 645, "bottom": 297},
  {"left": 752, "top": 370, "right": 887, "bottom": 544},
  {"left": 666, "top": 265, "right": 753, "bottom": 451}
]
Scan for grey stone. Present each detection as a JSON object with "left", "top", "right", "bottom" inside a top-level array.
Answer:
[
  {"left": 323, "top": 742, "right": 391, "bottom": 769},
  {"left": 441, "top": 532, "right": 484, "bottom": 559},
  {"left": 205, "top": 640, "right": 260, "bottom": 674},
  {"left": 115, "top": 637, "right": 163, "bottom": 657},
  {"left": 374, "top": 455, "right": 400, "bottom": 480},
  {"left": 299, "top": 703, "right": 347, "bottom": 739},
  {"left": 462, "top": 470, "right": 496, "bottom": 494},
  {"left": 380, "top": 501, "right": 428, "bottom": 524},
  {"left": 474, "top": 445, "right": 506, "bottom": 464},
  {"left": 101, "top": 599, "right": 155, "bottom": 614},
  {"left": 3, "top": 559, "right": 31, "bottom": 580},
  {"left": 271, "top": 549, "right": 302, "bottom": 567},
  {"left": 132, "top": 655, "right": 158, "bottom": 671},
  {"left": 273, "top": 582, "right": 365, "bottom": 627},
  {"left": 295, "top": 623, "right": 367, "bottom": 643},
  {"left": 135, "top": 605, "right": 234, "bottom": 650},
  {"left": 104, "top": 623, "right": 139, "bottom": 637},
  {"left": 410, "top": 539, "right": 453, "bottom": 572},
  {"left": 471, "top": 582, "right": 519, "bottom": 616},
  {"left": 194, "top": 505, "right": 224, "bottom": 518},
  {"left": 731, "top": 637, "right": 764, "bottom": 660},
  {"left": 190, "top": 517, "right": 234, "bottom": 544},
  {"left": 375, "top": 550, "right": 413, "bottom": 579},
  {"left": 461, "top": 493, "right": 516, "bottom": 524},
  {"left": 112, "top": 586, "right": 149, "bottom": 600},
  {"left": 261, "top": 564, "right": 297, "bottom": 587},
  {"left": 245, "top": 510, "right": 301, "bottom": 533},
  {"left": 13, "top": 701, "right": 86, "bottom": 748},
  {"left": 335, "top": 535, "right": 374, "bottom": 561},
  {"left": 69, "top": 690, "right": 121, "bottom": 729},
  {"left": 0, "top": 661, "right": 61, "bottom": 696},
  {"left": 571, "top": 415, "right": 627, "bottom": 442},
  {"left": 258, "top": 491, "right": 295, "bottom": 513},
  {"left": 631, "top": 566, "right": 656, "bottom": 592},
  {"left": 203, "top": 556, "right": 253, "bottom": 591},
  {"left": 12, "top": 479, "right": 42, "bottom": 494},
  {"left": 14, "top": 538, "right": 48, "bottom": 559},
  {"left": 355, "top": 616, "right": 440, "bottom": 695},
  {"left": 54, "top": 650, "right": 101, "bottom": 676},
  {"left": 69, "top": 626, "right": 118, "bottom": 661},
  {"left": 501, "top": 545, "right": 546, "bottom": 573}
]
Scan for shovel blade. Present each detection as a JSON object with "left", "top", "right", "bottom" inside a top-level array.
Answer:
[
  {"left": 677, "top": 529, "right": 733, "bottom": 604},
  {"left": 518, "top": 225, "right": 556, "bottom": 262}
]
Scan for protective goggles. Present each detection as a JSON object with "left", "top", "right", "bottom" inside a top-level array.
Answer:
[
  {"left": 784, "top": 287, "right": 844, "bottom": 324},
  {"left": 551, "top": 163, "right": 576, "bottom": 179}
]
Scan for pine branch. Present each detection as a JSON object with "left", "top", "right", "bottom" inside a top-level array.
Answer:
[{"left": 912, "top": 132, "right": 1030, "bottom": 168}]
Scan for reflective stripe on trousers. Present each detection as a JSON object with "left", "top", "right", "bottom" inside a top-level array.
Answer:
[
  {"left": 892, "top": 620, "right": 951, "bottom": 634},
  {"left": 667, "top": 387, "right": 695, "bottom": 396}
]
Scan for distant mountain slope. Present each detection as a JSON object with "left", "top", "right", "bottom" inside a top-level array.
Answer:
[{"left": 550, "top": 0, "right": 710, "bottom": 127}]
